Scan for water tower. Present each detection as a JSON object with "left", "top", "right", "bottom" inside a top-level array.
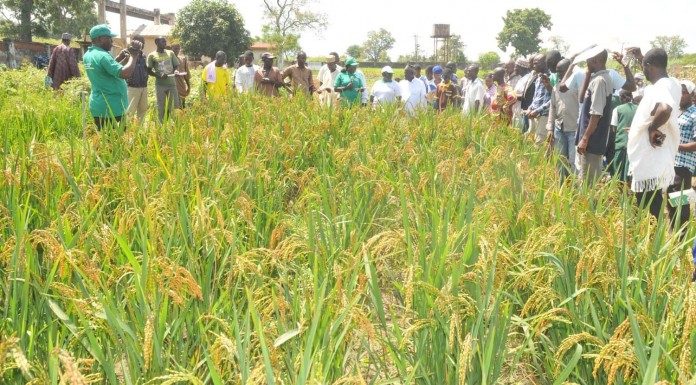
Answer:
[{"left": 431, "top": 24, "right": 452, "bottom": 63}]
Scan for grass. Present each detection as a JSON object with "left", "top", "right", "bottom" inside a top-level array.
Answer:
[{"left": 0, "top": 66, "right": 695, "bottom": 384}]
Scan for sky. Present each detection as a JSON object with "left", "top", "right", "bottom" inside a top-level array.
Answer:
[{"left": 107, "top": 0, "right": 694, "bottom": 61}]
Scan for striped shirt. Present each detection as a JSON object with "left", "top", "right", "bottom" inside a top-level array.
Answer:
[{"left": 675, "top": 105, "right": 696, "bottom": 171}]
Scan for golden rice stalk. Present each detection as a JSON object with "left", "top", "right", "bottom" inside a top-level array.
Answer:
[
  {"left": 679, "top": 286, "right": 696, "bottom": 385},
  {"left": 54, "top": 348, "right": 86, "bottom": 385},
  {"left": 458, "top": 334, "right": 474, "bottom": 385},
  {"left": 143, "top": 314, "right": 154, "bottom": 372},
  {"left": 144, "top": 369, "right": 205, "bottom": 385},
  {"left": 554, "top": 333, "right": 604, "bottom": 376}
]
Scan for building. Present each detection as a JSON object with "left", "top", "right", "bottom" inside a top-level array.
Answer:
[
  {"left": 250, "top": 42, "right": 275, "bottom": 64},
  {"left": 130, "top": 24, "right": 175, "bottom": 56}
]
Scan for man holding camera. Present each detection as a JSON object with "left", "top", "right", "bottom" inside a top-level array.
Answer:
[{"left": 626, "top": 47, "right": 681, "bottom": 219}]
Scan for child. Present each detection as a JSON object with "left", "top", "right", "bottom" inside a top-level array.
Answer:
[{"left": 436, "top": 69, "right": 460, "bottom": 111}]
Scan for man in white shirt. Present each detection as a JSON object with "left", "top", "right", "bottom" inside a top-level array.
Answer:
[
  {"left": 626, "top": 47, "right": 681, "bottom": 219},
  {"left": 234, "top": 50, "right": 258, "bottom": 93},
  {"left": 370, "top": 66, "right": 401, "bottom": 109},
  {"left": 399, "top": 65, "right": 427, "bottom": 115},
  {"left": 462, "top": 64, "right": 485, "bottom": 115},
  {"left": 317, "top": 54, "right": 342, "bottom": 107}
]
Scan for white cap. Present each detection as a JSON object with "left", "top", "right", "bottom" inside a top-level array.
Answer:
[
  {"left": 573, "top": 45, "right": 606, "bottom": 65},
  {"left": 681, "top": 79, "right": 696, "bottom": 94},
  {"left": 381, "top": 66, "right": 394, "bottom": 74}
]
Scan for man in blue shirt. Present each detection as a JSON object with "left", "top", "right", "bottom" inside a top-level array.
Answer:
[{"left": 525, "top": 53, "right": 551, "bottom": 147}]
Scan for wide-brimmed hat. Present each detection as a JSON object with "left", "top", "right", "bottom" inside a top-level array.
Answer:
[
  {"left": 261, "top": 52, "right": 275, "bottom": 59},
  {"left": 573, "top": 45, "right": 606, "bottom": 65},
  {"left": 89, "top": 24, "right": 117, "bottom": 40}
]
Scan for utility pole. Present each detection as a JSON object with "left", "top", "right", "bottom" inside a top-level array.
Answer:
[{"left": 413, "top": 35, "right": 419, "bottom": 61}]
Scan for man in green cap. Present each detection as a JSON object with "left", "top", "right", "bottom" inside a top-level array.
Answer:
[
  {"left": 83, "top": 24, "right": 141, "bottom": 130},
  {"left": 334, "top": 57, "right": 364, "bottom": 107}
]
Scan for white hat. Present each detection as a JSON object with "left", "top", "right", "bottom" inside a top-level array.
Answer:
[
  {"left": 381, "top": 66, "right": 394, "bottom": 74},
  {"left": 681, "top": 79, "right": 696, "bottom": 95},
  {"left": 573, "top": 45, "right": 606, "bottom": 65}
]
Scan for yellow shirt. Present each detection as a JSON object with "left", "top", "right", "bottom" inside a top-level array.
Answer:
[{"left": 201, "top": 66, "right": 231, "bottom": 100}]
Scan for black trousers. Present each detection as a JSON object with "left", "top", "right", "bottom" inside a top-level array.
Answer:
[
  {"left": 94, "top": 115, "right": 123, "bottom": 131},
  {"left": 635, "top": 189, "right": 664, "bottom": 220},
  {"left": 666, "top": 167, "right": 692, "bottom": 230}
]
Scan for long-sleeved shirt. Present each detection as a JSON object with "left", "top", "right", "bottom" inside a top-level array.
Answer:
[
  {"left": 547, "top": 83, "right": 579, "bottom": 132},
  {"left": 235, "top": 64, "right": 259, "bottom": 93},
  {"left": 528, "top": 72, "right": 551, "bottom": 116}
]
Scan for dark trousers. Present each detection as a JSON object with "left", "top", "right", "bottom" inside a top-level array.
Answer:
[
  {"left": 666, "top": 167, "right": 692, "bottom": 230},
  {"left": 94, "top": 115, "right": 123, "bottom": 131},
  {"left": 605, "top": 129, "right": 616, "bottom": 176},
  {"left": 635, "top": 189, "right": 664, "bottom": 220}
]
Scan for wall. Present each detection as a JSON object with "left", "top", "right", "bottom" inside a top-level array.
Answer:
[{"left": 0, "top": 39, "right": 83, "bottom": 68}]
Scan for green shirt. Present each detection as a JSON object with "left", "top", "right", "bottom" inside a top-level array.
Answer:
[
  {"left": 83, "top": 45, "right": 127, "bottom": 118},
  {"left": 614, "top": 102, "right": 637, "bottom": 150},
  {"left": 550, "top": 72, "right": 559, "bottom": 87},
  {"left": 147, "top": 49, "right": 180, "bottom": 86},
  {"left": 334, "top": 71, "right": 363, "bottom": 107}
]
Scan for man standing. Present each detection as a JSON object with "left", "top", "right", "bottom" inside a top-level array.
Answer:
[
  {"left": 83, "top": 24, "right": 141, "bottom": 130},
  {"left": 576, "top": 48, "right": 613, "bottom": 185},
  {"left": 282, "top": 51, "right": 314, "bottom": 96},
  {"left": 235, "top": 50, "right": 258, "bottom": 93},
  {"left": 526, "top": 54, "right": 551, "bottom": 146},
  {"left": 512, "top": 58, "right": 531, "bottom": 129},
  {"left": 667, "top": 80, "right": 696, "bottom": 228},
  {"left": 626, "top": 48, "right": 681, "bottom": 219},
  {"left": 254, "top": 52, "right": 283, "bottom": 97},
  {"left": 545, "top": 50, "right": 562, "bottom": 87},
  {"left": 317, "top": 54, "right": 341, "bottom": 106},
  {"left": 399, "top": 65, "right": 427, "bottom": 115},
  {"left": 609, "top": 90, "right": 638, "bottom": 182},
  {"left": 462, "top": 64, "right": 485, "bottom": 116},
  {"left": 147, "top": 36, "right": 180, "bottom": 122},
  {"left": 520, "top": 55, "right": 538, "bottom": 133},
  {"left": 47, "top": 33, "right": 80, "bottom": 90},
  {"left": 202, "top": 51, "right": 231, "bottom": 101},
  {"left": 117, "top": 35, "right": 148, "bottom": 121},
  {"left": 547, "top": 59, "right": 579, "bottom": 180},
  {"left": 171, "top": 44, "right": 191, "bottom": 108}
]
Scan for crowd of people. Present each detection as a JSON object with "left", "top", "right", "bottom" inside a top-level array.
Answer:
[{"left": 47, "top": 24, "right": 696, "bottom": 280}]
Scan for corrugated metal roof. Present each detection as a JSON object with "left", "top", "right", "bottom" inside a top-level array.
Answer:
[{"left": 134, "top": 24, "right": 174, "bottom": 37}]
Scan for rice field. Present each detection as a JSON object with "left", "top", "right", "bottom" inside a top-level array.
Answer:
[{"left": 1, "top": 66, "right": 695, "bottom": 385}]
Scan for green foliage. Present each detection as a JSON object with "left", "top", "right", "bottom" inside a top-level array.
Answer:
[
  {"left": 172, "top": 0, "right": 251, "bottom": 61},
  {"left": 545, "top": 35, "right": 570, "bottom": 56},
  {"left": 478, "top": 51, "right": 501, "bottom": 70},
  {"left": 650, "top": 35, "right": 687, "bottom": 59},
  {"left": 433, "top": 33, "right": 467, "bottom": 64},
  {"left": 496, "top": 8, "right": 552, "bottom": 57},
  {"left": 362, "top": 28, "right": 396, "bottom": 63},
  {"left": 0, "top": 0, "right": 96, "bottom": 41},
  {"left": 262, "top": 0, "right": 326, "bottom": 64},
  {"left": 346, "top": 44, "right": 363, "bottom": 60}
]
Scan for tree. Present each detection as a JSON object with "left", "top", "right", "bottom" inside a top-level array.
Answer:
[
  {"left": 346, "top": 44, "right": 362, "bottom": 59},
  {"left": 478, "top": 51, "right": 501, "bottom": 70},
  {"left": 173, "top": 0, "right": 251, "bottom": 61},
  {"left": 650, "top": 35, "right": 687, "bottom": 59},
  {"left": 0, "top": 0, "right": 96, "bottom": 41},
  {"left": 496, "top": 8, "right": 552, "bottom": 57},
  {"left": 546, "top": 35, "right": 569, "bottom": 56},
  {"left": 434, "top": 34, "right": 467, "bottom": 64},
  {"left": 362, "top": 28, "right": 395, "bottom": 63},
  {"left": 262, "top": 0, "right": 326, "bottom": 63}
]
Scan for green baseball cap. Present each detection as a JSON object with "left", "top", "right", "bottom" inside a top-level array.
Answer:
[
  {"left": 345, "top": 57, "right": 359, "bottom": 66},
  {"left": 89, "top": 24, "right": 118, "bottom": 40}
]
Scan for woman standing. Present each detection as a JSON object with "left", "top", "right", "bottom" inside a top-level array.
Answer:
[
  {"left": 370, "top": 66, "right": 402, "bottom": 109},
  {"left": 334, "top": 57, "right": 365, "bottom": 107}
]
